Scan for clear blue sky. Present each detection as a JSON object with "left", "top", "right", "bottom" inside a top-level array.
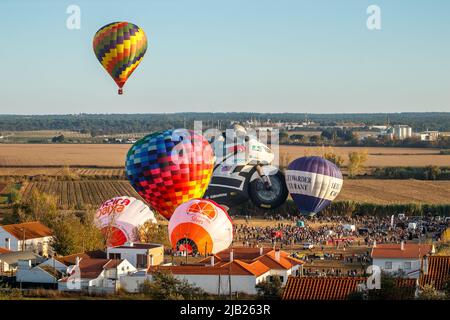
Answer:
[{"left": 1, "top": 0, "right": 449, "bottom": 114}]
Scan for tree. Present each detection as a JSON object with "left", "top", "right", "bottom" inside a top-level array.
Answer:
[
  {"left": 417, "top": 284, "right": 445, "bottom": 300},
  {"left": 322, "top": 150, "right": 345, "bottom": 167},
  {"left": 347, "top": 150, "right": 368, "bottom": 178},
  {"left": 51, "top": 134, "right": 65, "bottom": 143},
  {"left": 255, "top": 276, "right": 283, "bottom": 300},
  {"left": 137, "top": 221, "right": 171, "bottom": 247},
  {"left": 139, "top": 271, "right": 207, "bottom": 300},
  {"left": 309, "top": 135, "right": 321, "bottom": 144}
]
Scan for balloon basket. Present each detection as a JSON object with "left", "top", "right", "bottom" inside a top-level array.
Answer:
[{"left": 118, "top": 88, "right": 123, "bottom": 95}]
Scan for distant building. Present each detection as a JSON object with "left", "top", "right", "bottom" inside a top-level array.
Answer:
[
  {"left": 371, "top": 242, "right": 434, "bottom": 278},
  {"left": 0, "top": 221, "right": 53, "bottom": 256},
  {"left": 419, "top": 130, "right": 439, "bottom": 142},
  {"left": 106, "top": 242, "right": 164, "bottom": 269},
  {"left": 392, "top": 125, "right": 413, "bottom": 140}
]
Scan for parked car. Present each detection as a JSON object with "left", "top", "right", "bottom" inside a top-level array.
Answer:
[{"left": 303, "top": 243, "right": 314, "bottom": 250}]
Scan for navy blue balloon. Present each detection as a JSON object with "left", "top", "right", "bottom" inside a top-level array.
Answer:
[{"left": 286, "top": 156, "right": 343, "bottom": 216}]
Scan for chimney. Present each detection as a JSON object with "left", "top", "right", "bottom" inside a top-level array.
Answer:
[
  {"left": 275, "top": 249, "right": 280, "bottom": 262},
  {"left": 230, "top": 250, "right": 234, "bottom": 262},
  {"left": 431, "top": 244, "right": 436, "bottom": 254},
  {"left": 259, "top": 247, "right": 263, "bottom": 256},
  {"left": 149, "top": 254, "right": 154, "bottom": 266},
  {"left": 400, "top": 241, "right": 405, "bottom": 251},
  {"left": 75, "top": 256, "right": 81, "bottom": 266},
  {"left": 373, "top": 240, "right": 377, "bottom": 248},
  {"left": 422, "top": 256, "right": 429, "bottom": 275},
  {"left": 211, "top": 255, "right": 215, "bottom": 266}
]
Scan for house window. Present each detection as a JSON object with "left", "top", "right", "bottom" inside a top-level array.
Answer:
[
  {"left": 4, "top": 238, "right": 9, "bottom": 249},
  {"left": 385, "top": 261, "right": 393, "bottom": 270},
  {"left": 109, "top": 253, "right": 121, "bottom": 260},
  {"left": 136, "top": 254, "right": 147, "bottom": 269},
  {"left": 404, "top": 262, "right": 412, "bottom": 270}
]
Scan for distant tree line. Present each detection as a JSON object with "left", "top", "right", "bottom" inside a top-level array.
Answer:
[{"left": 2, "top": 112, "right": 450, "bottom": 135}]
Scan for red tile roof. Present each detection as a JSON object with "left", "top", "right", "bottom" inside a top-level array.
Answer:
[
  {"left": 0, "top": 247, "right": 10, "bottom": 254},
  {"left": 282, "top": 277, "right": 367, "bottom": 300},
  {"left": 420, "top": 256, "right": 450, "bottom": 290},
  {"left": 1, "top": 221, "right": 53, "bottom": 240},
  {"left": 199, "top": 248, "right": 303, "bottom": 271},
  {"left": 113, "top": 243, "right": 162, "bottom": 250},
  {"left": 56, "top": 250, "right": 106, "bottom": 266},
  {"left": 212, "top": 247, "right": 273, "bottom": 262},
  {"left": 283, "top": 277, "right": 418, "bottom": 300},
  {"left": 371, "top": 243, "right": 433, "bottom": 259},
  {"left": 148, "top": 259, "right": 271, "bottom": 277}
]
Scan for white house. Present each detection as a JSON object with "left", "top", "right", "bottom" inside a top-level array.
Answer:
[
  {"left": 106, "top": 242, "right": 164, "bottom": 269},
  {"left": 0, "top": 251, "right": 45, "bottom": 274},
  {"left": 0, "top": 221, "right": 53, "bottom": 256},
  {"left": 120, "top": 247, "right": 303, "bottom": 295},
  {"left": 58, "top": 257, "right": 136, "bottom": 294},
  {"left": 15, "top": 258, "right": 66, "bottom": 286},
  {"left": 371, "top": 242, "right": 434, "bottom": 278}
]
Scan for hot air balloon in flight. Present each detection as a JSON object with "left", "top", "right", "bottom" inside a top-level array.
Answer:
[
  {"left": 125, "top": 129, "right": 215, "bottom": 220},
  {"left": 168, "top": 199, "right": 233, "bottom": 255},
  {"left": 286, "top": 156, "right": 343, "bottom": 216},
  {"left": 95, "top": 196, "right": 156, "bottom": 247},
  {"left": 93, "top": 22, "right": 147, "bottom": 95}
]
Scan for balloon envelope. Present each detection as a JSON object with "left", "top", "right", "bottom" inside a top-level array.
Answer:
[
  {"left": 168, "top": 199, "right": 233, "bottom": 255},
  {"left": 95, "top": 196, "right": 156, "bottom": 247},
  {"left": 286, "top": 156, "right": 343, "bottom": 216},
  {"left": 125, "top": 129, "right": 215, "bottom": 220},
  {"left": 93, "top": 21, "right": 147, "bottom": 94}
]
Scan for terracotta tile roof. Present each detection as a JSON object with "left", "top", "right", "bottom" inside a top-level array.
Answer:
[
  {"left": 420, "top": 256, "right": 450, "bottom": 290},
  {"left": 1, "top": 221, "right": 53, "bottom": 240},
  {"left": 371, "top": 243, "right": 433, "bottom": 259},
  {"left": 113, "top": 243, "right": 162, "bottom": 250},
  {"left": 56, "top": 250, "right": 106, "bottom": 266},
  {"left": 148, "top": 259, "right": 271, "bottom": 277},
  {"left": 283, "top": 277, "right": 418, "bottom": 300},
  {"left": 103, "top": 259, "right": 124, "bottom": 269},
  {"left": 212, "top": 247, "right": 273, "bottom": 262},
  {"left": 282, "top": 277, "right": 367, "bottom": 300},
  {"left": 0, "top": 183, "right": 7, "bottom": 194},
  {"left": 199, "top": 248, "right": 303, "bottom": 271},
  {"left": 0, "top": 247, "right": 10, "bottom": 254}
]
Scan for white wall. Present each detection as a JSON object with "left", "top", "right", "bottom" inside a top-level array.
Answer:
[
  {"left": 107, "top": 247, "right": 147, "bottom": 269},
  {"left": 16, "top": 265, "right": 57, "bottom": 284},
  {"left": 0, "top": 229, "right": 19, "bottom": 251},
  {"left": 373, "top": 258, "right": 421, "bottom": 278},
  {"left": 0, "top": 229, "right": 52, "bottom": 255}
]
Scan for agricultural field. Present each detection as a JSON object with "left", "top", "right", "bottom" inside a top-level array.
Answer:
[
  {"left": 0, "top": 144, "right": 129, "bottom": 167},
  {"left": 336, "top": 179, "right": 450, "bottom": 204},
  {"left": 0, "top": 167, "right": 125, "bottom": 177},
  {"left": 20, "top": 180, "right": 141, "bottom": 209},
  {"left": 17, "top": 179, "right": 450, "bottom": 210},
  {"left": 1, "top": 144, "right": 450, "bottom": 168},
  {"left": 279, "top": 145, "right": 450, "bottom": 167}
]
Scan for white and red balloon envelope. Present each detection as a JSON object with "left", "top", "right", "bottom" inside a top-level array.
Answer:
[
  {"left": 168, "top": 199, "right": 233, "bottom": 255},
  {"left": 95, "top": 196, "right": 156, "bottom": 247}
]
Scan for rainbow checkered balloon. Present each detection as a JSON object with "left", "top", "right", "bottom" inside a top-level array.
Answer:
[
  {"left": 125, "top": 129, "right": 215, "bottom": 220},
  {"left": 93, "top": 22, "right": 147, "bottom": 95}
]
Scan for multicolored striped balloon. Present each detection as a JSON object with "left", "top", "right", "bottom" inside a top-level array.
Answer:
[
  {"left": 93, "top": 22, "right": 147, "bottom": 95},
  {"left": 286, "top": 156, "right": 343, "bottom": 216},
  {"left": 125, "top": 129, "right": 215, "bottom": 220}
]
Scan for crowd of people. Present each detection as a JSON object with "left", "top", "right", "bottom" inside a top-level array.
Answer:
[{"left": 232, "top": 214, "right": 448, "bottom": 248}]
